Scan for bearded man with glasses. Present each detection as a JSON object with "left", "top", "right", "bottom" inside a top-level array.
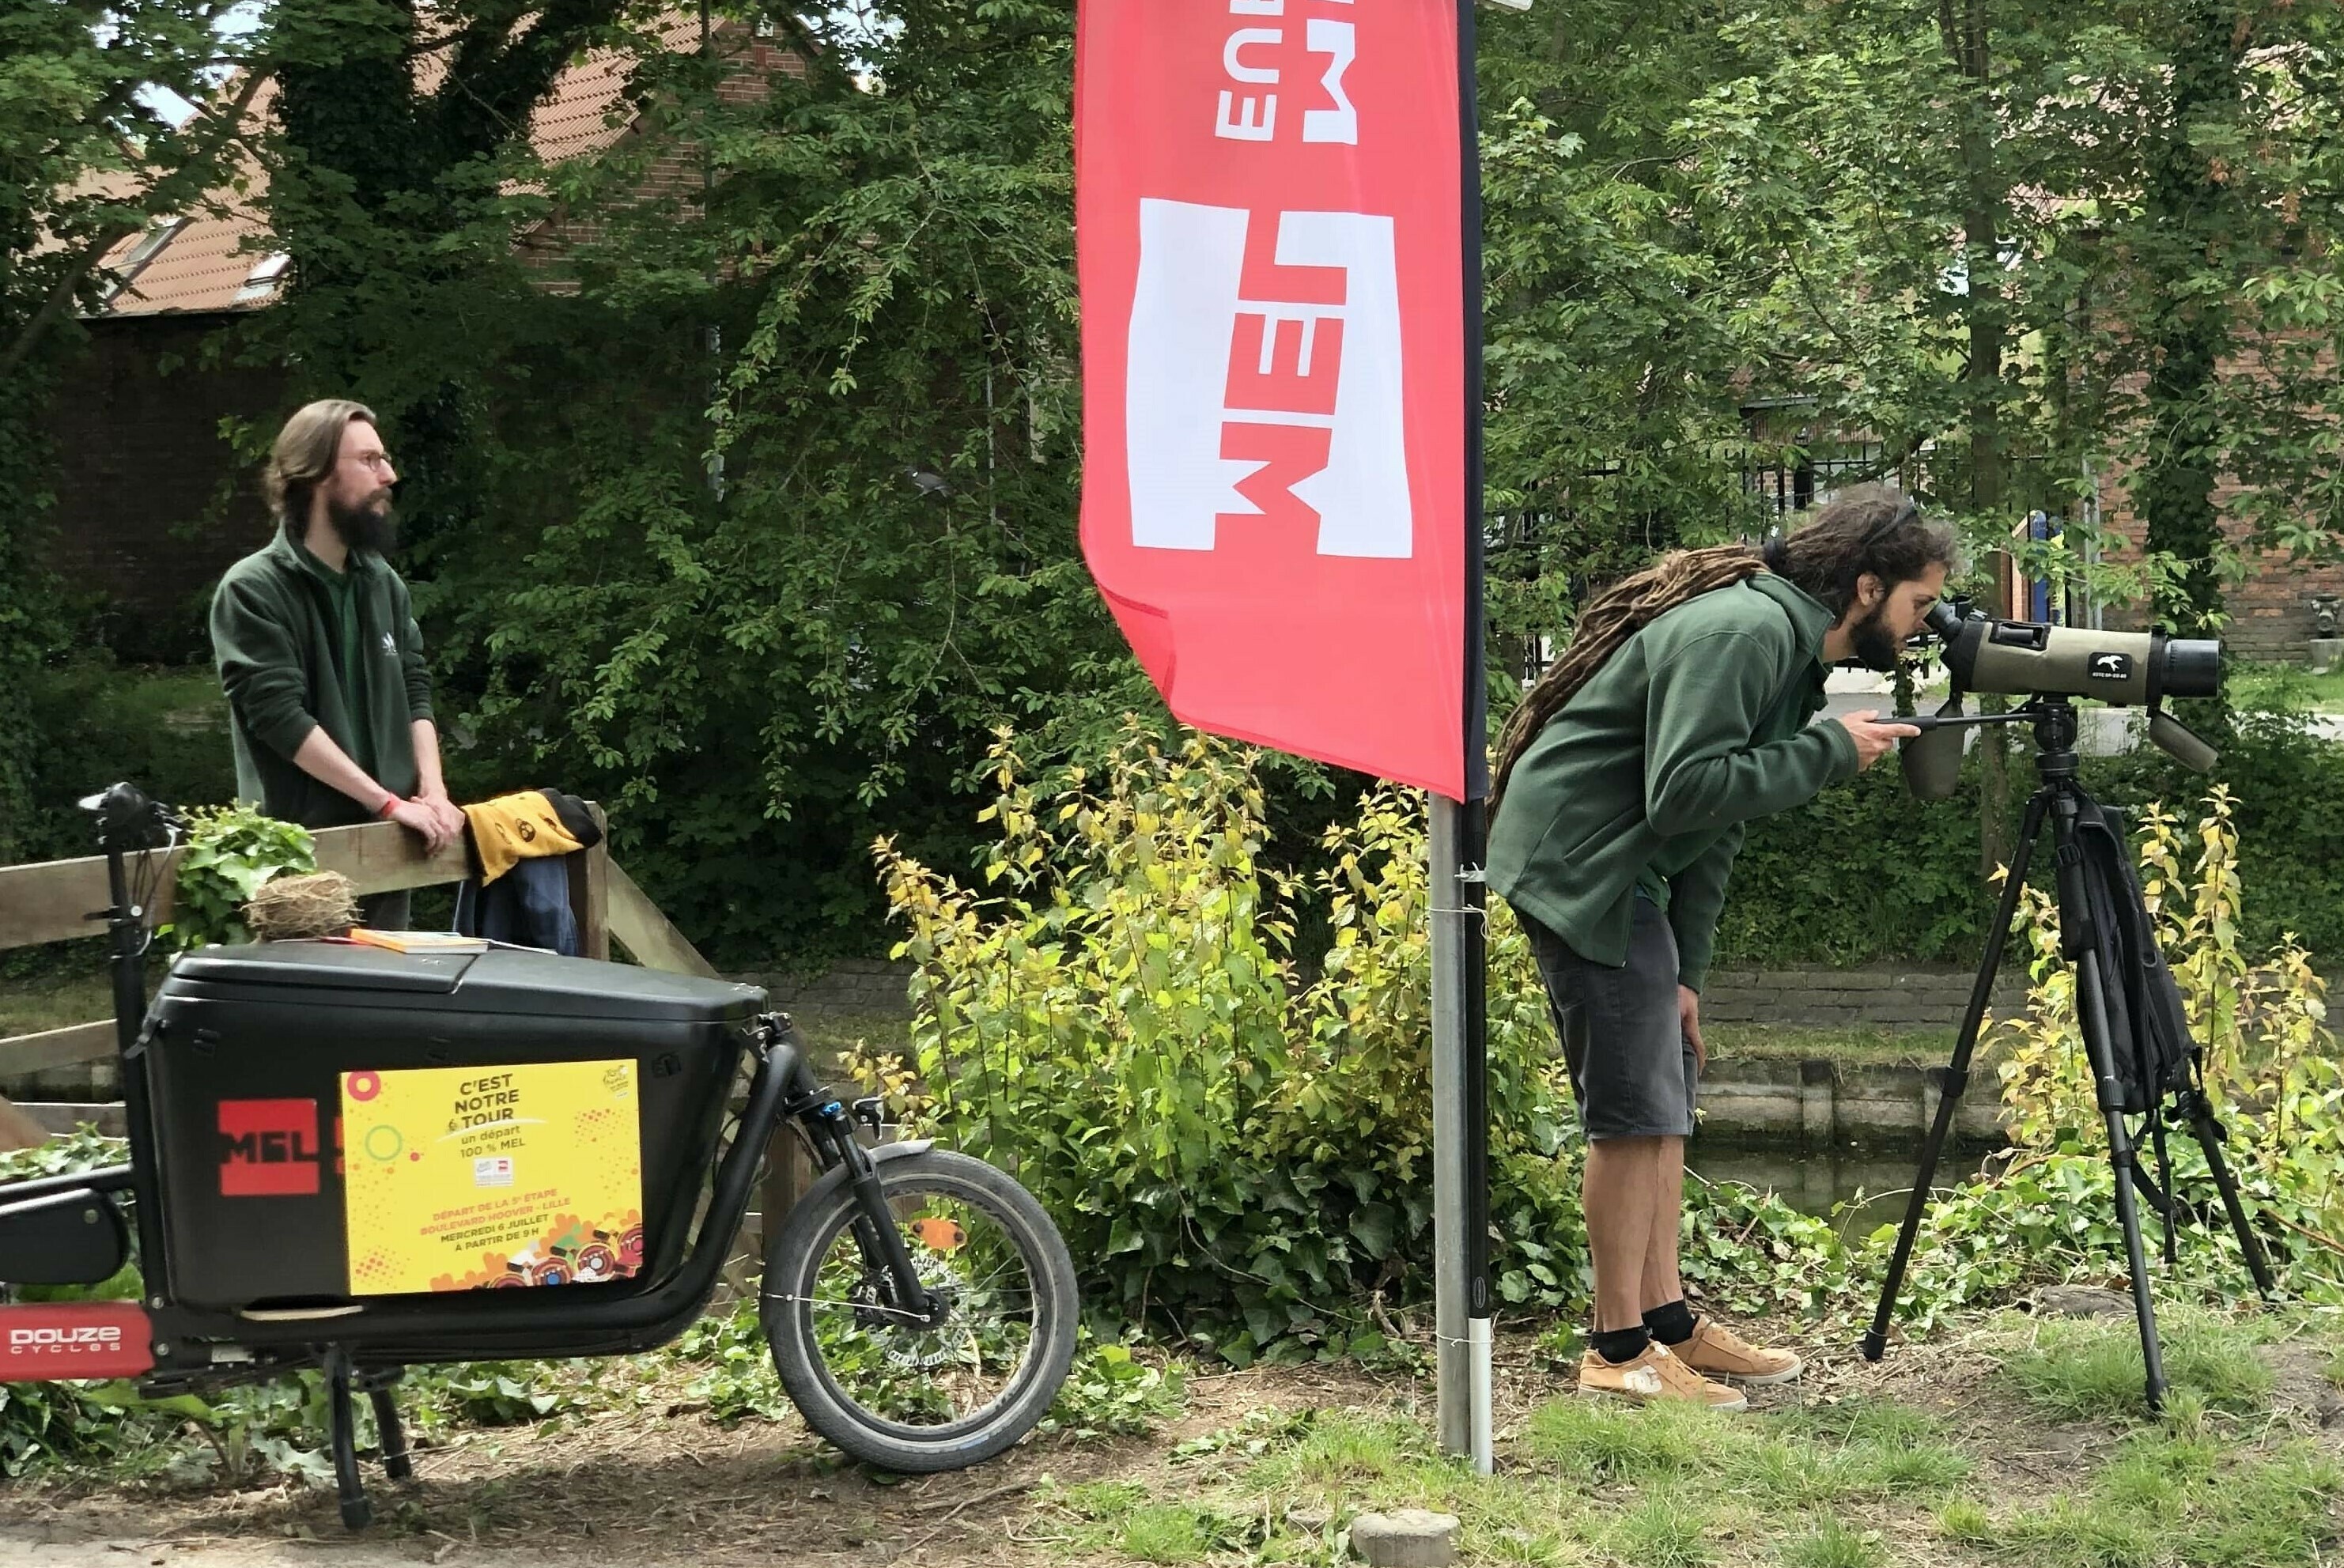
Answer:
[
  {"left": 1487, "top": 485, "right": 1956, "bottom": 1409},
  {"left": 208, "top": 399, "right": 465, "bottom": 928}
]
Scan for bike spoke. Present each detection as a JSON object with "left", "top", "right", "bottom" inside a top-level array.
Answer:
[{"left": 800, "top": 1190, "right": 1045, "bottom": 1430}]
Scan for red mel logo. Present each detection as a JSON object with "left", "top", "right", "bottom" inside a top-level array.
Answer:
[{"left": 217, "top": 1098, "right": 322, "bottom": 1196}]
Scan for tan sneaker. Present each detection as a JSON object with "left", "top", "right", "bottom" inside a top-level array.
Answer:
[
  {"left": 1575, "top": 1341, "right": 1748, "bottom": 1411},
  {"left": 1672, "top": 1315, "right": 1803, "bottom": 1385}
]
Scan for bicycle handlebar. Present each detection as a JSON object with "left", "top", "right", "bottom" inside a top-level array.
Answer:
[{"left": 78, "top": 780, "right": 175, "bottom": 852}]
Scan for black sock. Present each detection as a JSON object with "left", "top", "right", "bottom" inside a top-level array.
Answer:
[
  {"left": 1643, "top": 1299, "right": 1697, "bottom": 1346},
  {"left": 1592, "top": 1324, "right": 1651, "bottom": 1365}
]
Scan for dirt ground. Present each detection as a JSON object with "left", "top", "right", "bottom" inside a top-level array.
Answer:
[{"left": 9, "top": 1304, "right": 2337, "bottom": 1568}]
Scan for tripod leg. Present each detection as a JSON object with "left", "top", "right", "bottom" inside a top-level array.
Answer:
[
  {"left": 2151, "top": 1115, "right": 2176, "bottom": 1267},
  {"left": 2074, "top": 939, "right": 2168, "bottom": 1413},
  {"left": 1865, "top": 790, "right": 2051, "bottom": 1362},
  {"left": 2183, "top": 1094, "right": 2278, "bottom": 1301}
]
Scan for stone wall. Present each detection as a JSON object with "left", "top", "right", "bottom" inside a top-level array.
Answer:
[
  {"left": 723, "top": 958, "right": 2022, "bottom": 1031},
  {"left": 7, "top": 959, "right": 2023, "bottom": 1147},
  {"left": 1696, "top": 964, "right": 2026, "bottom": 1030},
  {"left": 1696, "top": 1056, "right": 2009, "bottom": 1148},
  {"left": 732, "top": 957, "right": 917, "bottom": 1019}
]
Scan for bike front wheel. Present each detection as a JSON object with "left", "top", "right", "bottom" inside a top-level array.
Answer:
[{"left": 762, "top": 1147, "right": 1078, "bottom": 1472}]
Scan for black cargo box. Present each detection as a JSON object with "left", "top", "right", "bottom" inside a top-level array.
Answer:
[{"left": 144, "top": 942, "right": 762, "bottom": 1309}]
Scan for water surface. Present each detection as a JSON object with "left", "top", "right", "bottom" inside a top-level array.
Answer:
[{"left": 1688, "top": 1140, "right": 1996, "bottom": 1238}]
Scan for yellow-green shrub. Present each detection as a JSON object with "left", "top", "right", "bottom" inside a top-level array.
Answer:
[{"left": 868, "top": 727, "right": 1854, "bottom": 1358}]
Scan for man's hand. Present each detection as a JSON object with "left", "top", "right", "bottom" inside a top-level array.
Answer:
[
  {"left": 1679, "top": 984, "right": 1706, "bottom": 1076},
  {"left": 416, "top": 789, "right": 467, "bottom": 841},
  {"left": 1836, "top": 708, "right": 1922, "bottom": 771},
  {"left": 387, "top": 796, "right": 458, "bottom": 855}
]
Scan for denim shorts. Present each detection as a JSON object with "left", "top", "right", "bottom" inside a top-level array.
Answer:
[{"left": 1522, "top": 894, "right": 1698, "bottom": 1140}]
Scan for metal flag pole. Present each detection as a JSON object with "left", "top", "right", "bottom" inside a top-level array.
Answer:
[{"left": 1433, "top": 0, "right": 1494, "bottom": 1475}]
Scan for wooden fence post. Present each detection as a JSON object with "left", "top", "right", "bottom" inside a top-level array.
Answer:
[{"left": 571, "top": 803, "right": 611, "bottom": 961}]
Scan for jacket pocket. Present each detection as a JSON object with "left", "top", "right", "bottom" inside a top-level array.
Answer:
[{"left": 1559, "top": 800, "right": 1646, "bottom": 863}]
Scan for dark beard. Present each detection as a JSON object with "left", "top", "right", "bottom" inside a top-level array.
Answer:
[
  {"left": 1850, "top": 603, "right": 1903, "bottom": 673},
  {"left": 329, "top": 493, "right": 398, "bottom": 555}
]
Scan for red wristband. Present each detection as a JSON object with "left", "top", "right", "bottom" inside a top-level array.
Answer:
[{"left": 377, "top": 793, "right": 401, "bottom": 820}]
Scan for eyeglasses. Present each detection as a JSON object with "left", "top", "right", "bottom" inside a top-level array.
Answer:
[{"left": 349, "top": 452, "right": 396, "bottom": 473}]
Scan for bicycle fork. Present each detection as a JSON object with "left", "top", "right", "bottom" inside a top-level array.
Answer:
[{"left": 771, "top": 1025, "right": 942, "bottom": 1328}]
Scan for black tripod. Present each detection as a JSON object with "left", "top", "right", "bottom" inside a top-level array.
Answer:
[{"left": 1861, "top": 697, "right": 2276, "bottom": 1411}]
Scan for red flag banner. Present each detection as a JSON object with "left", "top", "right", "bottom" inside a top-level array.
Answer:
[{"left": 1075, "top": 0, "right": 1468, "bottom": 799}]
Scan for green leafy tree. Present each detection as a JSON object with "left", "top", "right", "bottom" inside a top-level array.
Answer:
[
  {"left": 1473, "top": 4, "right": 1779, "bottom": 693},
  {"left": 407, "top": 1, "right": 1138, "bottom": 962},
  {"left": 0, "top": 0, "right": 259, "bottom": 856},
  {"left": 2123, "top": 2, "right": 2344, "bottom": 631},
  {"left": 248, "top": 0, "right": 663, "bottom": 552},
  {"left": 0, "top": 0, "right": 255, "bottom": 379}
]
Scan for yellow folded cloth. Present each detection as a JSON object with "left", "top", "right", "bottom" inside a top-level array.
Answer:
[{"left": 461, "top": 790, "right": 588, "bottom": 885}]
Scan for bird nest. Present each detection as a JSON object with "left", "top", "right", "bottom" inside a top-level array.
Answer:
[{"left": 244, "top": 870, "right": 361, "bottom": 941}]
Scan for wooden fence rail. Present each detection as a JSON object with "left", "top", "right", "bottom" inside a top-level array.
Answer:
[
  {"left": 0, "top": 806, "right": 726, "bottom": 1081},
  {"left": 0, "top": 807, "right": 806, "bottom": 1298}
]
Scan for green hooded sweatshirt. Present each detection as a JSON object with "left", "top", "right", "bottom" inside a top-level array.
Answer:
[
  {"left": 208, "top": 525, "right": 434, "bottom": 828},
  {"left": 1486, "top": 572, "right": 1860, "bottom": 992}
]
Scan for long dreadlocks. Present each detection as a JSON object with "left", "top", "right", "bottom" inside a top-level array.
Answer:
[
  {"left": 1489, "top": 545, "right": 1764, "bottom": 819},
  {"left": 1489, "top": 486, "right": 1960, "bottom": 821}
]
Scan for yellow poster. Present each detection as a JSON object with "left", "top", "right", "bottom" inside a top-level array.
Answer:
[{"left": 341, "top": 1060, "right": 645, "bottom": 1296}]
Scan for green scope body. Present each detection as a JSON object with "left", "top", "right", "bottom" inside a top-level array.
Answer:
[{"left": 1926, "top": 603, "right": 2221, "bottom": 706}]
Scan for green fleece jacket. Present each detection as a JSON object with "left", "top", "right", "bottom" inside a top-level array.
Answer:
[
  {"left": 1486, "top": 572, "right": 1860, "bottom": 992},
  {"left": 208, "top": 526, "right": 434, "bottom": 828}
]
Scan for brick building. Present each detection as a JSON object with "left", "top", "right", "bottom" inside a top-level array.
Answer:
[
  {"left": 2094, "top": 485, "right": 2344, "bottom": 661},
  {"left": 37, "top": 14, "right": 805, "bottom": 659},
  {"left": 1744, "top": 403, "right": 2344, "bottom": 661}
]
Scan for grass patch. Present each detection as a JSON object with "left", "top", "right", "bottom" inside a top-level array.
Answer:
[
  {"left": 1936, "top": 1497, "right": 1993, "bottom": 1544},
  {"left": 1954, "top": 1429, "right": 2344, "bottom": 1568},
  {"left": 1057, "top": 1479, "right": 1147, "bottom": 1521},
  {"left": 1777, "top": 1398, "right": 1975, "bottom": 1494},
  {"left": 1523, "top": 1394, "right": 1970, "bottom": 1503},
  {"left": 0, "top": 968, "right": 117, "bottom": 1037},
  {"left": 1598, "top": 1493, "right": 1715, "bottom": 1568},
  {"left": 1778, "top": 1517, "right": 1886, "bottom": 1568},
  {"left": 2231, "top": 661, "right": 2344, "bottom": 715},
  {"left": 1998, "top": 1309, "right": 2274, "bottom": 1421},
  {"left": 1045, "top": 1479, "right": 1231, "bottom": 1563},
  {"left": 1119, "top": 1502, "right": 1230, "bottom": 1563},
  {"left": 1524, "top": 1396, "right": 1713, "bottom": 1484},
  {"left": 1245, "top": 1408, "right": 1446, "bottom": 1497},
  {"left": 1238, "top": 1411, "right": 1609, "bottom": 1564},
  {"left": 1992, "top": 1498, "right": 2162, "bottom": 1568},
  {"left": 1703, "top": 1023, "right": 1966, "bottom": 1068}
]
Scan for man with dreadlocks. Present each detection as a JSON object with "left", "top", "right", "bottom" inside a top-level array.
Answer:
[{"left": 1488, "top": 485, "right": 1955, "bottom": 1411}]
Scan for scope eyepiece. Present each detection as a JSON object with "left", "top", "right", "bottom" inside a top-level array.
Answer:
[{"left": 1923, "top": 601, "right": 1966, "bottom": 642}]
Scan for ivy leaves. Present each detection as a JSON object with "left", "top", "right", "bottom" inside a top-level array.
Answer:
[{"left": 166, "top": 804, "right": 318, "bottom": 950}]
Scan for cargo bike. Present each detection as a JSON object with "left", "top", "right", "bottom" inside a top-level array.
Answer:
[{"left": 0, "top": 784, "right": 1079, "bottom": 1525}]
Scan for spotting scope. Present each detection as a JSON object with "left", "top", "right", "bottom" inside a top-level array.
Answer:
[
  {"left": 1925, "top": 603, "right": 2221, "bottom": 707},
  {"left": 1900, "top": 603, "right": 2224, "bottom": 797}
]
